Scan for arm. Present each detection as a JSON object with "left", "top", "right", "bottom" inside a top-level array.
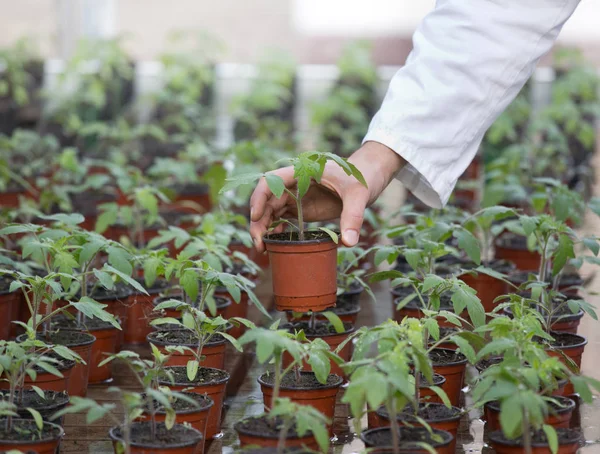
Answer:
[{"left": 365, "top": 0, "right": 580, "bottom": 208}]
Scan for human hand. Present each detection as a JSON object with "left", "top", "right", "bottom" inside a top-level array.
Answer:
[{"left": 249, "top": 141, "right": 405, "bottom": 253}]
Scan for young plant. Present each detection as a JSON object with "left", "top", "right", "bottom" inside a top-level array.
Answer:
[
  {"left": 220, "top": 151, "right": 367, "bottom": 241},
  {"left": 336, "top": 246, "right": 375, "bottom": 299}
]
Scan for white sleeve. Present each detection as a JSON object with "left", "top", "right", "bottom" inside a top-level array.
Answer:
[{"left": 363, "top": 0, "right": 580, "bottom": 208}]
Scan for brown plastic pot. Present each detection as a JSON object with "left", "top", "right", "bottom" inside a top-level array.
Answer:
[
  {"left": 283, "top": 323, "right": 355, "bottom": 379},
  {"left": 488, "top": 428, "right": 581, "bottom": 454},
  {"left": 158, "top": 366, "right": 229, "bottom": 440},
  {"left": 234, "top": 416, "right": 320, "bottom": 450},
  {"left": 258, "top": 371, "right": 342, "bottom": 427},
  {"left": 125, "top": 282, "right": 172, "bottom": 344},
  {"left": 430, "top": 349, "right": 468, "bottom": 407},
  {"left": 109, "top": 422, "right": 203, "bottom": 454},
  {"left": 263, "top": 233, "right": 338, "bottom": 313},
  {"left": 138, "top": 393, "right": 214, "bottom": 454},
  {"left": 375, "top": 403, "right": 462, "bottom": 452},
  {"left": 147, "top": 330, "right": 227, "bottom": 370},
  {"left": 546, "top": 332, "right": 587, "bottom": 395},
  {"left": 0, "top": 419, "right": 64, "bottom": 454},
  {"left": 484, "top": 397, "right": 575, "bottom": 432},
  {"left": 360, "top": 427, "right": 454, "bottom": 454},
  {"left": 460, "top": 262, "right": 515, "bottom": 315},
  {"left": 86, "top": 325, "right": 120, "bottom": 383},
  {"left": 0, "top": 289, "right": 21, "bottom": 340},
  {"left": 0, "top": 360, "right": 74, "bottom": 393},
  {"left": 495, "top": 235, "right": 541, "bottom": 271}
]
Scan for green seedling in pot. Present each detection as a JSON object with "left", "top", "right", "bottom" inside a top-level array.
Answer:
[{"left": 220, "top": 151, "right": 367, "bottom": 241}]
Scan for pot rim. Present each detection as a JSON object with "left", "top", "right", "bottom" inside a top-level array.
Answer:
[
  {"left": 548, "top": 331, "right": 588, "bottom": 350},
  {"left": 5, "top": 390, "right": 70, "bottom": 413},
  {"left": 299, "top": 323, "right": 356, "bottom": 338},
  {"left": 142, "top": 391, "right": 214, "bottom": 415},
  {"left": 258, "top": 371, "right": 343, "bottom": 391},
  {"left": 147, "top": 330, "right": 228, "bottom": 348},
  {"left": 18, "top": 332, "right": 97, "bottom": 348},
  {"left": 233, "top": 415, "right": 316, "bottom": 440},
  {"left": 376, "top": 402, "right": 463, "bottom": 423},
  {"left": 486, "top": 396, "right": 576, "bottom": 414},
  {"left": 263, "top": 231, "right": 338, "bottom": 246},
  {"left": 488, "top": 428, "right": 581, "bottom": 447},
  {"left": 159, "top": 366, "right": 230, "bottom": 387},
  {"left": 429, "top": 348, "right": 468, "bottom": 367},
  {"left": 360, "top": 426, "right": 453, "bottom": 449},
  {"left": 0, "top": 419, "right": 65, "bottom": 444},
  {"left": 109, "top": 422, "right": 203, "bottom": 449}
]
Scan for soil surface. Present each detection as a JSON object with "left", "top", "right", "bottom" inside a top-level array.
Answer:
[
  {"left": 52, "top": 315, "right": 118, "bottom": 331},
  {"left": 148, "top": 329, "right": 225, "bottom": 347},
  {"left": 113, "top": 422, "right": 201, "bottom": 446},
  {"left": 487, "top": 396, "right": 574, "bottom": 413},
  {"left": 509, "top": 270, "right": 583, "bottom": 288},
  {"left": 0, "top": 419, "right": 62, "bottom": 441},
  {"left": 418, "top": 372, "right": 446, "bottom": 387},
  {"left": 363, "top": 427, "right": 451, "bottom": 447},
  {"left": 429, "top": 348, "right": 467, "bottom": 366},
  {"left": 38, "top": 330, "right": 95, "bottom": 347},
  {"left": 2, "top": 390, "right": 69, "bottom": 411},
  {"left": 0, "top": 274, "right": 14, "bottom": 293},
  {"left": 489, "top": 428, "right": 581, "bottom": 446},
  {"left": 235, "top": 415, "right": 306, "bottom": 439},
  {"left": 288, "top": 321, "right": 353, "bottom": 336},
  {"left": 264, "top": 230, "right": 335, "bottom": 242},
  {"left": 379, "top": 403, "right": 462, "bottom": 423},
  {"left": 142, "top": 391, "right": 212, "bottom": 413},
  {"left": 496, "top": 233, "right": 530, "bottom": 250},
  {"left": 133, "top": 277, "right": 171, "bottom": 295},
  {"left": 475, "top": 356, "right": 503, "bottom": 372},
  {"left": 161, "top": 366, "right": 228, "bottom": 386},
  {"left": 88, "top": 282, "right": 131, "bottom": 301},
  {"left": 547, "top": 332, "right": 587, "bottom": 348},
  {"left": 260, "top": 371, "right": 341, "bottom": 389}
]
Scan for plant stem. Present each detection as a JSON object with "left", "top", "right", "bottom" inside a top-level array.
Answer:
[
  {"left": 272, "top": 354, "right": 282, "bottom": 408},
  {"left": 387, "top": 391, "right": 400, "bottom": 454},
  {"left": 522, "top": 409, "right": 532, "bottom": 454},
  {"left": 276, "top": 417, "right": 293, "bottom": 454},
  {"left": 296, "top": 187, "right": 304, "bottom": 241}
]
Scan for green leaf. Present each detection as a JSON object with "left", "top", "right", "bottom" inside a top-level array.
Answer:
[
  {"left": 107, "top": 246, "right": 133, "bottom": 276},
  {"left": 165, "top": 408, "right": 176, "bottom": 430},
  {"left": 571, "top": 375, "right": 592, "bottom": 403},
  {"left": 70, "top": 297, "right": 121, "bottom": 330},
  {"left": 321, "top": 311, "right": 345, "bottom": 334},
  {"left": 429, "top": 386, "right": 451, "bottom": 408},
  {"left": 135, "top": 188, "right": 158, "bottom": 217},
  {"left": 454, "top": 229, "right": 481, "bottom": 265},
  {"left": 543, "top": 424, "right": 558, "bottom": 454},
  {"left": 520, "top": 216, "right": 537, "bottom": 237},
  {"left": 26, "top": 408, "right": 44, "bottom": 430},
  {"left": 180, "top": 270, "right": 199, "bottom": 303},
  {"left": 319, "top": 227, "right": 339, "bottom": 244},
  {"left": 79, "top": 240, "right": 104, "bottom": 266},
  {"left": 186, "top": 360, "right": 199, "bottom": 381},
  {"left": 499, "top": 394, "right": 522, "bottom": 438},
  {"left": 264, "top": 174, "right": 285, "bottom": 198},
  {"left": 39, "top": 213, "right": 85, "bottom": 225},
  {"left": 307, "top": 350, "right": 330, "bottom": 384},
  {"left": 422, "top": 274, "right": 445, "bottom": 292},
  {"left": 583, "top": 238, "right": 600, "bottom": 256},
  {"left": 552, "top": 234, "right": 575, "bottom": 276},
  {"left": 102, "top": 264, "right": 148, "bottom": 295},
  {"left": 451, "top": 286, "right": 485, "bottom": 327},
  {"left": 93, "top": 269, "right": 115, "bottom": 290}
]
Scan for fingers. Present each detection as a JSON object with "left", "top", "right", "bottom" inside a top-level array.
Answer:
[
  {"left": 250, "top": 167, "right": 296, "bottom": 222},
  {"left": 340, "top": 186, "right": 370, "bottom": 247},
  {"left": 250, "top": 204, "right": 273, "bottom": 254}
]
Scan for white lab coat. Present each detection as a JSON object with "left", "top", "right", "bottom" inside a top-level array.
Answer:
[{"left": 363, "top": 0, "right": 581, "bottom": 208}]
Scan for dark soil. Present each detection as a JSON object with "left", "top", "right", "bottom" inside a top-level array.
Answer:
[
  {"left": 234, "top": 416, "right": 308, "bottom": 439},
  {"left": 0, "top": 275, "right": 15, "bottom": 293},
  {"left": 141, "top": 391, "right": 212, "bottom": 413},
  {"left": 419, "top": 372, "right": 445, "bottom": 387},
  {"left": 37, "top": 331, "right": 95, "bottom": 347},
  {"left": 161, "top": 366, "right": 229, "bottom": 386},
  {"left": 2, "top": 390, "right": 69, "bottom": 412},
  {"left": 496, "top": 233, "right": 530, "bottom": 251},
  {"left": 475, "top": 356, "right": 503, "bottom": 372},
  {"left": 461, "top": 259, "right": 515, "bottom": 274},
  {"left": 148, "top": 330, "right": 225, "bottom": 347},
  {"left": 52, "top": 314, "right": 118, "bottom": 332},
  {"left": 337, "top": 281, "right": 363, "bottom": 305},
  {"left": 509, "top": 271, "right": 583, "bottom": 288},
  {"left": 113, "top": 422, "right": 201, "bottom": 447},
  {"left": 133, "top": 278, "right": 171, "bottom": 295},
  {"left": 429, "top": 349, "right": 467, "bottom": 366},
  {"left": 489, "top": 428, "right": 581, "bottom": 447},
  {"left": 546, "top": 332, "right": 587, "bottom": 348},
  {"left": 288, "top": 321, "right": 353, "bottom": 337},
  {"left": 332, "top": 297, "right": 360, "bottom": 314},
  {"left": 362, "top": 427, "right": 451, "bottom": 448},
  {"left": 378, "top": 402, "right": 462, "bottom": 423},
  {"left": 0, "top": 419, "right": 62, "bottom": 441},
  {"left": 32, "top": 355, "right": 75, "bottom": 374},
  {"left": 398, "top": 294, "right": 454, "bottom": 312},
  {"left": 264, "top": 230, "right": 337, "bottom": 243},
  {"left": 88, "top": 282, "right": 131, "bottom": 301},
  {"left": 260, "top": 371, "right": 341, "bottom": 389},
  {"left": 487, "top": 396, "right": 574, "bottom": 414}
]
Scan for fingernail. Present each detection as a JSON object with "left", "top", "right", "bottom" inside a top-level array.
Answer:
[{"left": 343, "top": 229, "right": 359, "bottom": 246}]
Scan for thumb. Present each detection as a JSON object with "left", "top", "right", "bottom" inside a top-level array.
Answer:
[{"left": 340, "top": 188, "right": 369, "bottom": 247}]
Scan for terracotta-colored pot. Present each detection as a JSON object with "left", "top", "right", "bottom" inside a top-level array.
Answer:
[
  {"left": 234, "top": 416, "right": 320, "bottom": 450},
  {"left": 484, "top": 397, "right": 575, "bottom": 432},
  {"left": 488, "top": 428, "right": 580, "bottom": 454},
  {"left": 147, "top": 331, "right": 227, "bottom": 370},
  {"left": 158, "top": 366, "right": 229, "bottom": 440},
  {"left": 264, "top": 233, "right": 338, "bottom": 313},
  {"left": 0, "top": 360, "right": 74, "bottom": 393},
  {"left": 283, "top": 322, "right": 355, "bottom": 379},
  {"left": 460, "top": 262, "right": 514, "bottom": 315},
  {"left": 86, "top": 325, "right": 120, "bottom": 383},
  {"left": 0, "top": 419, "right": 64, "bottom": 454},
  {"left": 90, "top": 285, "right": 131, "bottom": 349},
  {"left": 375, "top": 403, "right": 462, "bottom": 452},
  {"left": 125, "top": 283, "right": 172, "bottom": 344},
  {"left": 360, "top": 427, "right": 454, "bottom": 454},
  {"left": 495, "top": 235, "right": 541, "bottom": 271},
  {"left": 258, "top": 372, "right": 342, "bottom": 428},
  {"left": 430, "top": 349, "right": 468, "bottom": 407},
  {"left": 0, "top": 289, "right": 21, "bottom": 340},
  {"left": 138, "top": 393, "right": 214, "bottom": 454},
  {"left": 504, "top": 305, "right": 584, "bottom": 335},
  {"left": 0, "top": 188, "right": 29, "bottom": 208},
  {"left": 546, "top": 332, "right": 587, "bottom": 395},
  {"left": 109, "top": 422, "right": 203, "bottom": 454}
]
